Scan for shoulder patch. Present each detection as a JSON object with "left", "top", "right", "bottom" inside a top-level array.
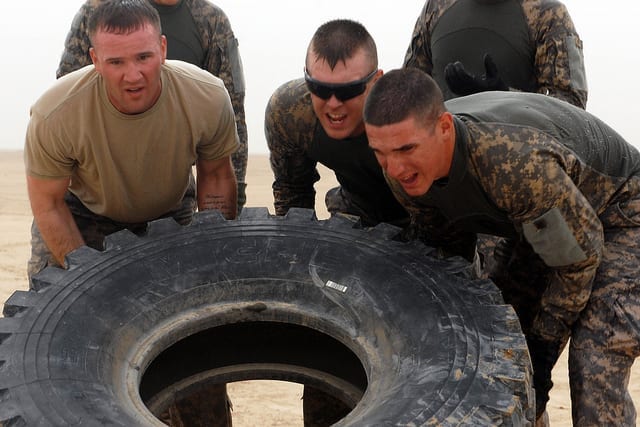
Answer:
[{"left": 523, "top": 207, "right": 587, "bottom": 267}]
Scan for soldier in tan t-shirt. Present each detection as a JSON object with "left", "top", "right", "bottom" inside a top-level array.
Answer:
[
  {"left": 58, "top": 0, "right": 249, "bottom": 214},
  {"left": 24, "top": 2, "right": 238, "bottom": 425},
  {"left": 25, "top": 0, "right": 238, "bottom": 277}
]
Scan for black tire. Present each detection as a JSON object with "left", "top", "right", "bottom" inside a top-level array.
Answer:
[{"left": 0, "top": 208, "right": 534, "bottom": 426}]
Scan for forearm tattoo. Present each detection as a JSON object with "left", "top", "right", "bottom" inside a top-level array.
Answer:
[{"left": 201, "top": 193, "right": 234, "bottom": 218}]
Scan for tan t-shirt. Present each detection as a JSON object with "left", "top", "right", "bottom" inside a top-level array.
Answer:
[{"left": 25, "top": 60, "right": 239, "bottom": 223}]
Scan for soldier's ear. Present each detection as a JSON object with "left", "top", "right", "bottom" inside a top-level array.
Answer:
[
  {"left": 89, "top": 47, "right": 102, "bottom": 74},
  {"left": 160, "top": 35, "right": 167, "bottom": 63},
  {"left": 437, "top": 112, "right": 454, "bottom": 135}
]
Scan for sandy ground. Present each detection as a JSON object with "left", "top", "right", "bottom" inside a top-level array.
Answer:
[{"left": 1, "top": 150, "right": 638, "bottom": 425}]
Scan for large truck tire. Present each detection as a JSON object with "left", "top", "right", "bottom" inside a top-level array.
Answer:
[{"left": 0, "top": 208, "right": 534, "bottom": 426}]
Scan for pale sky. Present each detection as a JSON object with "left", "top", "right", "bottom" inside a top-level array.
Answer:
[{"left": 1, "top": 1, "right": 638, "bottom": 153}]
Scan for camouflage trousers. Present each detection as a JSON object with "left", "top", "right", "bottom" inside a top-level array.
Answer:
[
  {"left": 489, "top": 199, "right": 640, "bottom": 426},
  {"left": 232, "top": 123, "right": 248, "bottom": 214}
]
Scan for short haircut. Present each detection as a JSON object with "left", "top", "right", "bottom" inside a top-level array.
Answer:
[
  {"left": 306, "top": 19, "right": 378, "bottom": 71},
  {"left": 364, "top": 68, "right": 445, "bottom": 128},
  {"left": 88, "top": 0, "right": 162, "bottom": 45}
]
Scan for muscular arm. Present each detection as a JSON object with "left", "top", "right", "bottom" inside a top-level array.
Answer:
[
  {"left": 26, "top": 175, "right": 84, "bottom": 266},
  {"left": 196, "top": 1, "right": 249, "bottom": 197},
  {"left": 196, "top": 156, "right": 237, "bottom": 219}
]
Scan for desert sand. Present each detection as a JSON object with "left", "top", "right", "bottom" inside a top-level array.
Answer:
[{"left": 1, "top": 150, "right": 638, "bottom": 426}]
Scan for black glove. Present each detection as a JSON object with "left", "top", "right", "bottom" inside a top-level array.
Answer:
[
  {"left": 526, "top": 335, "right": 563, "bottom": 419},
  {"left": 444, "top": 53, "right": 508, "bottom": 96}
]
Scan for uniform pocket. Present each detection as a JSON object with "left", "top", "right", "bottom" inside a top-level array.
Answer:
[
  {"left": 611, "top": 294, "right": 640, "bottom": 357},
  {"left": 601, "top": 199, "right": 640, "bottom": 228}
]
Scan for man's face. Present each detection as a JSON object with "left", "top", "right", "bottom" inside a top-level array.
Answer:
[
  {"left": 90, "top": 23, "right": 166, "bottom": 114},
  {"left": 366, "top": 113, "right": 454, "bottom": 196},
  {"left": 305, "top": 49, "right": 380, "bottom": 140}
]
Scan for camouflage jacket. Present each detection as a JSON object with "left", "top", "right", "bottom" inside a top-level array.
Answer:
[
  {"left": 57, "top": 0, "right": 247, "bottom": 168},
  {"left": 390, "top": 92, "right": 640, "bottom": 342},
  {"left": 403, "top": 0, "right": 588, "bottom": 108},
  {"left": 265, "top": 79, "right": 407, "bottom": 223}
]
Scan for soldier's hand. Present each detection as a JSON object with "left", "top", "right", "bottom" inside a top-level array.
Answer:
[{"left": 444, "top": 54, "right": 508, "bottom": 96}]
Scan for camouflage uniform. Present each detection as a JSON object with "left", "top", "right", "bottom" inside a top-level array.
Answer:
[
  {"left": 57, "top": 0, "right": 248, "bottom": 212},
  {"left": 404, "top": 0, "right": 588, "bottom": 108},
  {"left": 265, "top": 79, "right": 408, "bottom": 227},
  {"left": 265, "top": 79, "right": 410, "bottom": 424},
  {"left": 404, "top": 0, "right": 589, "bottom": 283},
  {"left": 389, "top": 91, "right": 640, "bottom": 426}
]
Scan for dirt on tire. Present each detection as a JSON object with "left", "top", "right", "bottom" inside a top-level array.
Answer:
[{"left": 0, "top": 207, "right": 534, "bottom": 426}]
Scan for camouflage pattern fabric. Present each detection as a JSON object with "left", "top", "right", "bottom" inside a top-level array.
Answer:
[
  {"left": 265, "top": 78, "right": 408, "bottom": 427},
  {"left": 265, "top": 79, "right": 408, "bottom": 226},
  {"left": 57, "top": 0, "right": 248, "bottom": 211},
  {"left": 490, "top": 202, "right": 640, "bottom": 425},
  {"left": 396, "top": 117, "right": 640, "bottom": 343},
  {"left": 568, "top": 199, "right": 640, "bottom": 425},
  {"left": 264, "top": 79, "right": 319, "bottom": 215},
  {"left": 388, "top": 93, "right": 640, "bottom": 425},
  {"left": 404, "top": 0, "right": 588, "bottom": 108}
]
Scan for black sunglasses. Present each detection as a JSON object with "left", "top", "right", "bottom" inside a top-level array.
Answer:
[{"left": 304, "top": 68, "right": 378, "bottom": 102}]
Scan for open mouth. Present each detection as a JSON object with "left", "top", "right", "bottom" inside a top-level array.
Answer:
[
  {"left": 327, "top": 113, "right": 346, "bottom": 125},
  {"left": 399, "top": 173, "right": 420, "bottom": 191},
  {"left": 126, "top": 87, "right": 144, "bottom": 94}
]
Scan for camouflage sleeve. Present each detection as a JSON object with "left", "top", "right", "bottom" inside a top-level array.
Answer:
[
  {"left": 524, "top": 0, "right": 588, "bottom": 108},
  {"left": 403, "top": 0, "right": 458, "bottom": 73},
  {"left": 189, "top": 0, "right": 248, "bottom": 185},
  {"left": 402, "top": 1, "right": 434, "bottom": 72},
  {"left": 264, "top": 80, "right": 320, "bottom": 216},
  {"left": 473, "top": 125, "right": 602, "bottom": 342},
  {"left": 56, "top": 0, "right": 97, "bottom": 78}
]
